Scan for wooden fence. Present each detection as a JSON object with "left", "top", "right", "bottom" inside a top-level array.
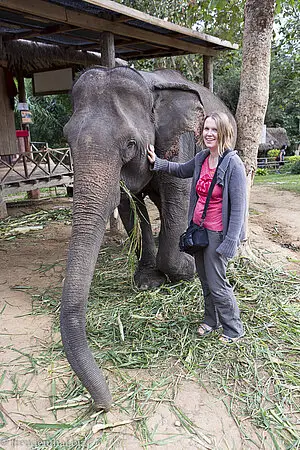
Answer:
[{"left": 0, "top": 144, "right": 73, "bottom": 195}]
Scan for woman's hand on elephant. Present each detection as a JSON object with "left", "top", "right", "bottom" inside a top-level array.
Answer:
[{"left": 147, "top": 144, "right": 156, "bottom": 164}]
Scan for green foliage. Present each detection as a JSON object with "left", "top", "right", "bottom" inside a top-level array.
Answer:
[
  {"left": 287, "top": 155, "right": 300, "bottom": 163},
  {"left": 214, "top": 51, "right": 242, "bottom": 114},
  {"left": 266, "top": 3, "right": 300, "bottom": 147},
  {"left": 290, "top": 159, "right": 300, "bottom": 174},
  {"left": 256, "top": 168, "right": 268, "bottom": 176},
  {"left": 117, "top": 0, "right": 245, "bottom": 43},
  {"left": 267, "top": 149, "right": 280, "bottom": 157},
  {"left": 274, "top": 2, "right": 300, "bottom": 56},
  {"left": 266, "top": 50, "right": 300, "bottom": 148}
]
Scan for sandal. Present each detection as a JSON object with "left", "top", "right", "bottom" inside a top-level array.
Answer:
[
  {"left": 198, "top": 323, "right": 221, "bottom": 337},
  {"left": 219, "top": 333, "right": 244, "bottom": 344}
]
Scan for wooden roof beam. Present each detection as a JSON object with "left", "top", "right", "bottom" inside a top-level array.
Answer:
[
  {"left": 116, "top": 39, "right": 155, "bottom": 49},
  {"left": 122, "top": 47, "right": 185, "bottom": 60},
  {"left": 64, "top": 34, "right": 132, "bottom": 51},
  {"left": 65, "top": 32, "right": 135, "bottom": 50},
  {"left": 71, "top": 38, "right": 166, "bottom": 56},
  {"left": 112, "top": 15, "right": 132, "bottom": 24},
  {"left": 3, "top": 24, "right": 80, "bottom": 41},
  {"left": 0, "top": 0, "right": 220, "bottom": 56}
]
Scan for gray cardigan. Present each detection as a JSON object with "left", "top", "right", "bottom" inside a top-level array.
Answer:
[{"left": 152, "top": 149, "right": 248, "bottom": 259}]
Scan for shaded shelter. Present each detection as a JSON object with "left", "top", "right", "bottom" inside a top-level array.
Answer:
[{"left": 0, "top": 0, "right": 237, "bottom": 82}]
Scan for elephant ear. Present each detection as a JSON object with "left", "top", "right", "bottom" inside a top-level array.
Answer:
[{"left": 141, "top": 69, "right": 236, "bottom": 157}]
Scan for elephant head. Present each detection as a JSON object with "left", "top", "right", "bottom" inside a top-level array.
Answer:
[{"left": 61, "top": 67, "right": 236, "bottom": 411}]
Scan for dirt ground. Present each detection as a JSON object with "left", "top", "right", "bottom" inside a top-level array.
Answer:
[
  {"left": 1, "top": 185, "right": 299, "bottom": 449},
  {"left": 248, "top": 185, "right": 300, "bottom": 273}
]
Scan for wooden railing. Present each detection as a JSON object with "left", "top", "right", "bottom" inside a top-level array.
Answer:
[
  {"left": 257, "top": 156, "right": 294, "bottom": 173},
  {"left": 0, "top": 146, "right": 73, "bottom": 186},
  {"left": 257, "top": 157, "right": 278, "bottom": 170}
]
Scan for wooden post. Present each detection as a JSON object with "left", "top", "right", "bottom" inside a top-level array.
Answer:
[
  {"left": 100, "top": 32, "right": 115, "bottom": 68},
  {"left": 203, "top": 55, "right": 214, "bottom": 92},
  {"left": 0, "top": 189, "right": 8, "bottom": 219},
  {"left": 0, "top": 66, "right": 18, "bottom": 217},
  {"left": 17, "top": 73, "right": 40, "bottom": 199},
  {"left": 17, "top": 75, "right": 26, "bottom": 105},
  {"left": 100, "top": 32, "right": 120, "bottom": 233},
  {"left": 0, "top": 67, "right": 18, "bottom": 155}
]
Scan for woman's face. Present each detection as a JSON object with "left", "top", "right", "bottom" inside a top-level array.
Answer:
[{"left": 203, "top": 117, "right": 219, "bottom": 153}]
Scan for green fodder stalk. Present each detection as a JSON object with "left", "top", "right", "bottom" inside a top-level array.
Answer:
[{"left": 120, "top": 181, "right": 142, "bottom": 280}]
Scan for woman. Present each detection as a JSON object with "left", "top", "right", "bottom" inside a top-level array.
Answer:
[{"left": 147, "top": 112, "right": 247, "bottom": 344}]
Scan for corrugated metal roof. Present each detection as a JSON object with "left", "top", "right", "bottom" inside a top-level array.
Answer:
[{"left": 49, "top": 0, "right": 118, "bottom": 16}]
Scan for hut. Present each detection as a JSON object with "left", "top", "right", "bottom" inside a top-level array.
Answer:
[{"left": 258, "top": 127, "right": 290, "bottom": 156}]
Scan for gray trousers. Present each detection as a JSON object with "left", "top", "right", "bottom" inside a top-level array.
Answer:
[{"left": 194, "top": 230, "right": 244, "bottom": 338}]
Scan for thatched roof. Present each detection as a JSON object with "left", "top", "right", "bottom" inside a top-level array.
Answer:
[
  {"left": 259, "top": 127, "right": 290, "bottom": 154},
  {"left": 1, "top": 40, "right": 127, "bottom": 76},
  {"left": 267, "top": 127, "right": 290, "bottom": 147}
]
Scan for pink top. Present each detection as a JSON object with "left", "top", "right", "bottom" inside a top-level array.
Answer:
[{"left": 193, "top": 157, "right": 223, "bottom": 231}]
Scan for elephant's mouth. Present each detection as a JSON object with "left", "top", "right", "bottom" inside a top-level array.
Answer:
[{"left": 120, "top": 157, "right": 153, "bottom": 194}]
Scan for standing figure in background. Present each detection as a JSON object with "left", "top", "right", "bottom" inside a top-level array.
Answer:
[
  {"left": 147, "top": 112, "right": 247, "bottom": 344},
  {"left": 279, "top": 144, "right": 287, "bottom": 165},
  {"left": 276, "top": 144, "right": 287, "bottom": 173}
]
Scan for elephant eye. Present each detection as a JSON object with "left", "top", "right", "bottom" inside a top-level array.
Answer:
[{"left": 127, "top": 139, "right": 136, "bottom": 148}]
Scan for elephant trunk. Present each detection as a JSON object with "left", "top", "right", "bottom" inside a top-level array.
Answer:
[{"left": 60, "top": 159, "right": 120, "bottom": 411}]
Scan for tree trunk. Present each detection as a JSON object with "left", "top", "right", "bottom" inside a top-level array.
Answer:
[{"left": 236, "top": 0, "right": 276, "bottom": 196}]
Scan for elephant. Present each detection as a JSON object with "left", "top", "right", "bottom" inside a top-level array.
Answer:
[{"left": 61, "top": 66, "right": 236, "bottom": 411}]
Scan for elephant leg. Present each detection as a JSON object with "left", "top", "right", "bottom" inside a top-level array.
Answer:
[
  {"left": 154, "top": 173, "right": 195, "bottom": 282},
  {"left": 118, "top": 192, "right": 167, "bottom": 289}
]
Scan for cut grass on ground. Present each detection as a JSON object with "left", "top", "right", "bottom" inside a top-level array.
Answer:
[
  {"left": 254, "top": 172, "right": 300, "bottom": 194},
  {"left": 1, "top": 209, "right": 300, "bottom": 449}
]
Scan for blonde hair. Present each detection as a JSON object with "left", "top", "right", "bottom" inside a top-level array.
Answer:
[{"left": 201, "top": 112, "right": 234, "bottom": 156}]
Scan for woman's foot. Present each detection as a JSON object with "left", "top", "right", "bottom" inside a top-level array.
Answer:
[
  {"left": 219, "top": 333, "right": 245, "bottom": 344},
  {"left": 198, "top": 323, "right": 221, "bottom": 337}
]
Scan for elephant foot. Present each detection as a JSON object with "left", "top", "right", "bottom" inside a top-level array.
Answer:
[
  {"left": 158, "top": 253, "right": 196, "bottom": 283},
  {"left": 168, "top": 270, "right": 195, "bottom": 283},
  {"left": 134, "top": 265, "right": 167, "bottom": 290}
]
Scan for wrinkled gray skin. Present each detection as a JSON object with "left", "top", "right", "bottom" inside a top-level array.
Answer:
[{"left": 61, "top": 67, "right": 236, "bottom": 411}]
